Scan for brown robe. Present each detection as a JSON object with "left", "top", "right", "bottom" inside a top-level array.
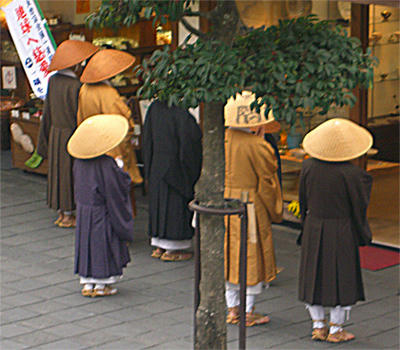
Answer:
[
  {"left": 77, "top": 83, "right": 143, "bottom": 185},
  {"left": 224, "top": 128, "right": 283, "bottom": 286},
  {"left": 37, "top": 73, "right": 80, "bottom": 212}
]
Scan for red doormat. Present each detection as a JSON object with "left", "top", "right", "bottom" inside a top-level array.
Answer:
[{"left": 359, "top": 246, "right": 400, "bottom": 271}]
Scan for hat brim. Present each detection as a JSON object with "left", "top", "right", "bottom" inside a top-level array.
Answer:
[
  {"left": 302, "top": 122, "right": 373, "bottom": 162},
  {"left": 67, "top": 114, "right": 129, "bottom": 159},
  {"left": 48, "top": 40, "right": 99, "bottom": 72},
  {"left": 80, "top": 49, "right": 135, "bottom": 83}
]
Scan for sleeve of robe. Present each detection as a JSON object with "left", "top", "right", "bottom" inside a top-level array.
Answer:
[
  {"left": 252, "top": 140, "right": 283, "bottom": 223},
  {"left": 176, "top": 110, "right": 203, "bottom": 196},
  {"left": 100, "top": 160, "right": 134, "bottom": 242},
  {"left": 344, "top": 168, "right": 373, "bottom": 246},
  {"left": 36, "top": 80, "right": 52, "bottom": 158},
  {"left": 142, "top": 102, "right": 154, "bottom": 180}
]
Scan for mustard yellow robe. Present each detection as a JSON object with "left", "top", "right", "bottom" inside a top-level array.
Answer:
[
  {"left": 224, "top": 128, "right": 283, "bottom": 286},
  {"left": 77, "top": 83, "right": 143, "bottom": 184}
]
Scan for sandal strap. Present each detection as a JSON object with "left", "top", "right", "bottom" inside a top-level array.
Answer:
[
  {"left": 329, "top": 322, "right": 342, "bottom": 327},
  {"left": 312, "top": 319, "right": 326, "bottom": 323}
]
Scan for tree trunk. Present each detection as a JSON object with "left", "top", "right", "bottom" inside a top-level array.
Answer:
[
  {"left": 194, "top": 2, "right": 241, "bottom": 349},
  {"left": 195, "top": 102, "right": 226, "bottom": 350}
]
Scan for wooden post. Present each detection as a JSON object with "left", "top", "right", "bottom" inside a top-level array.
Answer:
[{"left": 350, "top": 3, "right": 369, "bottom": 169}]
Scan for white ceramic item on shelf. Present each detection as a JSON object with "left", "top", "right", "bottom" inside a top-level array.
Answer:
[
  {"left": 388, "top": 32, "right": 400, "bottom": 44},
  {"left": 285, "top": 0, "right": 312, "bottom": 19},
  {"left": 19, "top": 134, "right": 35, "bottom": 154},
  {"left": 337, "top": 1, "right": 351, "bottom": 21},
  {"left": 369, "top": 32, "right": 383, "bottom": 44},
  {"left": 10, "top": 122, "right": 24, "bottom": 144}
]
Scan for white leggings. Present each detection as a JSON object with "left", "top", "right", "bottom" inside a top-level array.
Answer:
[
  {"left": 225, "top": 288, "right": 255, "bottom": 313},
  {"left": 306, "top": 304, "right": 352, "bottom": 334}
]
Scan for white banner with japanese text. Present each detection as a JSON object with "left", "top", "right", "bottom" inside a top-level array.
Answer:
[{"left": 2, "top": 0, "right": 56, "bottom": 99}]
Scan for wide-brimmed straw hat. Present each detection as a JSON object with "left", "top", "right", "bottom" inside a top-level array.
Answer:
[
  {"left": 225, "top": 91, "right": 281, "bottom": 132},
  {"left": 302, "top": 118, "right": 373, "bottom": 162},
  {"left": 48, "top": 40, "right": 99, "bottom": 72},
  {"left": 67, "top": 114, "right": 128, "bottom": 159},
  {"left": 80, "top": 49, "right": 135, "bottom": 83}
]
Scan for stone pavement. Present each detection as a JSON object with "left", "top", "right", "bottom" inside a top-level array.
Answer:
[{"left": 1, "top": 150, "right": 399, "bottom": 350}]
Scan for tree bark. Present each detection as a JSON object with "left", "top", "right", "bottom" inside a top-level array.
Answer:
[
  {"left": 194, "top": 2, "right": 241, "bottom": 349},
  {"left": 195, "top": 102, "right": 226, "bottom": 350}
]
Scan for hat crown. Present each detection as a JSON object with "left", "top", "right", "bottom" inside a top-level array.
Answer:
[
  {"left": 302, "top": 118, "right": 373, "bottom": 162},
  {"left": 80, "top": 49, "right": 135, "bottom": 83},
  {"left": 49, "top": 40, "right": 99, "bottom": 72},
  {"left": 225, "top": 91, "right": 275, "bottom": 128},
  {"left": 67, "top": 114, "right": 129, "bottom": 159}
]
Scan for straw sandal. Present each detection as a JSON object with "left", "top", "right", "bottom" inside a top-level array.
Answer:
[
  {"left": 311, "top": 319, "right": 328, "bottom": 341},
  {"left": 151, "top": 248, "right": 165, "bottom": 259},
  {"left": 326, "top": 323, "right": 355, "bottom": 343},
  {"left": 226, "top": 306, "right": 240, "bottom": 325},
  {"left": 54, "top": 214, "right": 64, "bottom": 225},
  {"left": 81, "top": 287, "right": 94, "bottom": 297},
  {"left": 58, "top": 216, "right": 76, "bottom": 228},
  {"left": 160, "top": 251, "right": 193, "bottom": 262},
  {"left": 245, "top": 308, "right": 270, "bottom": 327},
  {"left": 91, "top": 285, "right": 118, "bottom": 297}
]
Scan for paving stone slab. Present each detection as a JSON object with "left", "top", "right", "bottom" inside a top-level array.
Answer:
[
  {"left": 105, "top": 305, "right": 154, "bottom": 322},
  {"left": 0, "top": 323, "right": 35, "bottom": 338},
  {"left": 0, "top": 339, "right": 30, "bottom": 350},
  {"left": 29, "top": 285, "right": 75, "bottom": 300},
  {"left": 0, "top": 307, "right": 39, "bottom": 325},
  {"left": 34, "top": 339, "right": 87, "bottom": 350},
  {"left": 68, "top": 329, "right": 123, "bottom": 347},
  {"left": 19, "top": 314, "right": 66, "bottom": 330},
  {"left": 11, "top": 330, "right": 60, "bottom": 348},
  {"left": 91, "top": 339, "right": 147, "bottom": 350},
  {"left": 2, "top": 292, "right": 45, "bottom": 308},
  {"left": 45, "top": 322, "right": 93, "bottom": 337}
]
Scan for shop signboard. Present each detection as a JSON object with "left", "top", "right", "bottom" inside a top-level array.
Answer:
[{"left": 2, "top": 0, "right": 56, "bottom": 99}]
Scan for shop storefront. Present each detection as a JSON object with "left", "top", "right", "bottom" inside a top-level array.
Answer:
[
  {"left": 232, "top": 0, "right": 399, "bottom": 248},
  {"left": 0, "top": 0, "right": 178, "bottom": 176},
  {"left": 1, "top": 0, "right": 398, "bottom": 247}
]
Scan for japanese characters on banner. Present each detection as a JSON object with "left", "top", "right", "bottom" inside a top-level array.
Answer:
[{"left": 2, "top": 0, "right": 56, "bottom": 99}]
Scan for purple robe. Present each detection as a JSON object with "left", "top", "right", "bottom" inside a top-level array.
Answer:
[{"left": 73, "top": 155, "right": 134, "bottom": 278}]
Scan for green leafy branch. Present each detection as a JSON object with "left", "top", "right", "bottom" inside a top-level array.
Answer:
[{"left": 137, "top": 16, "right": 377, "bottom": 125}]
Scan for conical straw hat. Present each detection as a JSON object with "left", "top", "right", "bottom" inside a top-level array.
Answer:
[
  {"left": 80, "top": 49, "right": 135, "bottom": 83},
  {"left": 225, "top": 91, "right": 280, "bottom": 132},
  {"left": 48, "top": 40, "right": 99, "bottom": 72},
  {"left": 67, "top": 114, "right": 128, "bottom": 159},
  {"left": 302, "top": 118, "right": 373, "bottom": 162}
]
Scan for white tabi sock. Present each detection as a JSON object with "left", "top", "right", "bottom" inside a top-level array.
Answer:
[
  {"left": 306, "top": 304, "right": 325, "bottom": 329},
  {"left": 225, "top": 288, "right": 240, "bottom": 308},
  {"left": 94, "top": 283, "right": 105, "bottom": 290},
  {"left": 82, "top": 283, "right": 93, "bottom": 291},
  {"left": 330, "top": 306, "right": 350, "bottom": 334},
  {"left": 246, "top": 295, "right": 255, "bottom": 313}
]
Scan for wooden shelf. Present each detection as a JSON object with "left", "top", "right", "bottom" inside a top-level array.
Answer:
[{"left": 10, "top": 115, "right": 48, "bottom": 175}]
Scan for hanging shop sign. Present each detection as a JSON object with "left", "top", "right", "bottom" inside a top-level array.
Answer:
[{"left": 2, "top": 0, "right": 56, "bottom": 99}]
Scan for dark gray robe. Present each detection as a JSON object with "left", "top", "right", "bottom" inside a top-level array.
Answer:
[
  {"left": 143, "top": 101, "right": 202, "bottom": 241},
  {"left": 37, "top": 73, "right": 81, "bottom": 212},
  {"left": 298, "top": 158, "right": 372, "bottom": 306},
  {"left": 74, "top": 156, "right": 133, "bottom": 278}
]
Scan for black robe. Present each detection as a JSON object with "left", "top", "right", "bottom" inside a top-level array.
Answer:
[
  {"left": 74, "top": 156, "right": 133, "bottom": 278},
  {"left": 298, "top": 158, "right": 372, "bottom": 306},
  {"left": 143, "top": 101, "right": 202, "bottom": 241},
  {"left": 37, "top": 73, "right": 81, "bottom": 212}
]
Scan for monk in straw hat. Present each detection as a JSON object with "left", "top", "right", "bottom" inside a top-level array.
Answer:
[
  {"left": 37, "top": 40, "right": 98, "bottom": 228},
  {"left": 298, "top": 118, "right": 373, "bottom": 343},
  {"left": 67, "top": 114, "right": 134, "bottom": 297},
  {"left": 224, "top": 91, "right": 283, "bottom": 327},
  {"left": 78, "top": 49, "right": 143, "bottom": 217}
]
